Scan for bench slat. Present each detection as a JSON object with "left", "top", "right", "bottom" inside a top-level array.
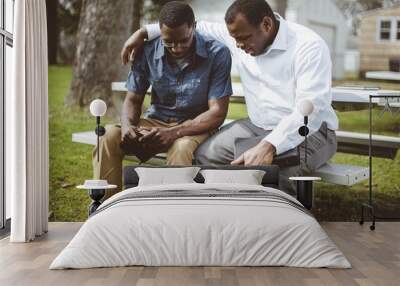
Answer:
[
  {"left": 335, "top": 131, "right": 400, "bottom": 159},
  {"left": 336, "top": 131, "right": 400, "bottom": 148},
  {"left": 72, "top": 131, "right": 97, "bottom": 145},
  {"left": 73, "top": 130, "right": 400, "bottom": 149}
]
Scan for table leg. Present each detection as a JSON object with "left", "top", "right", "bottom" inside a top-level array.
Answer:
[{"left": 296, "top": 180, "right": 314, "bottom": 210}]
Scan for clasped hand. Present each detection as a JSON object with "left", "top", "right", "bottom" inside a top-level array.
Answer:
[{"left": 121, "top": 125, "right": 178, "bottom": 150}]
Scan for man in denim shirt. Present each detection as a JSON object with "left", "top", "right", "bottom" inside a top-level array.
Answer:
[{"left": 93, "top": 1, "right": 232, "bottom": 197}]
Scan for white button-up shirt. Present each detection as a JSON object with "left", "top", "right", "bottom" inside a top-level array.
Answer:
[{"left": 146, "top": 15, "right": 338, "bottom": 155}]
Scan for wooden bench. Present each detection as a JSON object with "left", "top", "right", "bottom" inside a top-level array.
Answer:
[
  {"left": 103, "top": 83, "right": 400, "bottom": 186},
  {"left": 71, "top": 124, "right": 400, "bottom": 186}
]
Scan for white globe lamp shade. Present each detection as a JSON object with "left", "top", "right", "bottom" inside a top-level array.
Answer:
[
  {"left": 90, "top": 99, "right": 107, "bottom": 117},
  {"left": 298, "top": 100, "right": 314, "bottom": 116}
]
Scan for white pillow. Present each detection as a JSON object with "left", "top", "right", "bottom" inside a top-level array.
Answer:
[
  {"left": 200, "top": 169, "right": 266, "bottom": 185},
  {"left": 135, "top": 167, "right": 201, "bottom": 186}
]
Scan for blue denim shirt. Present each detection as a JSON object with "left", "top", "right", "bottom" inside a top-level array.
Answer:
[{"left": 126, "top": 31, "right": 232, "bottom": 123}]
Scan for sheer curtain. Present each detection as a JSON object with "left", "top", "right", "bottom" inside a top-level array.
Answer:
[{"left": 8, "top": 0, "right": 49, "bottom": 242}]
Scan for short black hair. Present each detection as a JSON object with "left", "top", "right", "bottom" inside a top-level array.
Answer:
[
  {"left": 225, "top": 0, "right": 275, "bottom": 27},
  {"left": 159, "top": 1, "right": 195, "bottom": 29}
]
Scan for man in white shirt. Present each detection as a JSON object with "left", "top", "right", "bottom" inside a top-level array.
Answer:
[{"left": 121, "top": 0, "right": 338, "bottom": 195}]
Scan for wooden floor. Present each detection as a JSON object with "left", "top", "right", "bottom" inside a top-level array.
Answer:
[{"left": 0, "top": 222, "right": 399, "bottom": 286}]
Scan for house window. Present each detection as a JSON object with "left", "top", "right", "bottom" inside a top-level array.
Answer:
[
  {"left": 379, "top": 20, "right": 391, "bottom": 40},
  {"left": 377, "top": 17, "right": 400, "bottom": 42},
  {"left": 397, "top": 21, "right": 400, "bottom": 40}
]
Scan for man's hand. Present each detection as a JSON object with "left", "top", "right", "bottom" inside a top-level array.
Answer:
[
  {"left": 121, "top": 125, "right": 141, "bottom": 142},
  {"left": 121, "top": 28, "right": 147, "bottom": 65},
  {"left": 138, "top": 127, "right": 179, "bottom": 149},
  {"left": 231, "top": 141, "right": 276, "bottom": 166}
]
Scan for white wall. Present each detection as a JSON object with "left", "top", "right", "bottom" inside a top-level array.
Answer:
[
  {"left": 190, "top": 0, "right": 233, "bottom": 23},
  {"left": 287, "top": 0, "right": 348, "bottom": 79},
  {"left": 190, "top": 0, "right": 241, "bottom": 76}
]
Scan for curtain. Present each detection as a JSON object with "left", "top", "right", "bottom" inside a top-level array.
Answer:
[{"left": 8, "top": 0, "right": 49, "bottom": 242}]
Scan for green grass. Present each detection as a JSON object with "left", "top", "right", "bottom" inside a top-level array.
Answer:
[
  {"left": 49, "top": 66, "right": 114, "bottom": 221},
  {"left": 49, "top": 66, "right": 400, "bottom": 221},
  {"left": 334, "top": 78, "right": 400, "bottom": 135}
]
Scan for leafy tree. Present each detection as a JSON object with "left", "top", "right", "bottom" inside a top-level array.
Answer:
[
  {"left": 335, "top": 0, "right": 400, "bottom": 35},
  {"left": 58, "top": 0, "right": 83, "bottom": 64}
]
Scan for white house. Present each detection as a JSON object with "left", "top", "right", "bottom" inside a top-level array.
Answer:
[{"left": 190, "top": 0, "right": 349, "bottom": 79}]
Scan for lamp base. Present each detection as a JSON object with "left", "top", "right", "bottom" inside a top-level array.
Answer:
[
  {"left": 289, "top": 177, "right": 321, "bottom": 210},
  {"left": 88, "top": 189, "right": 105, "bottom": 216}
]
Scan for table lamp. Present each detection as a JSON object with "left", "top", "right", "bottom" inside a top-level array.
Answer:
[
  {"left": 89, "top": 99, "right": 107, "bottom": 162},
  {"left": 77, "top": 99, "right": 116, "bottom": 216},
  {"left": 289, "top": 99, "right": 321, "bottom": 210}
]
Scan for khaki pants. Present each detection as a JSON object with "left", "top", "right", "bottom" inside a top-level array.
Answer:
[{"left": 93, "top": 118, "right": 209, "bottom": 200}]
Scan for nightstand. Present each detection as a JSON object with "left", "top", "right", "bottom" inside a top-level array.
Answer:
[{"left": 77, "top": 180, "right": 117, "bottom": 216}]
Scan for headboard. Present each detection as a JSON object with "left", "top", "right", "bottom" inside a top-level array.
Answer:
[{"left": 123, "top": 165, "right": 280, "bottom": 190}]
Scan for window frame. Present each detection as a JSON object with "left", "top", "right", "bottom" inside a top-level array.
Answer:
[
  {"left": 397, "top": 20, "right": 400, "bottom": 40},
  {"left": 376, "top": 16, "right": 400, "bottom": 43},
  {"left": 0, "top": 0, "right": 13, "bottom": 233}
]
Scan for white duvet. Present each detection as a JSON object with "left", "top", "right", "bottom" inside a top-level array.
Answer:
[{"left": 50, "top": 183, "right": 351, "bottom": 269}]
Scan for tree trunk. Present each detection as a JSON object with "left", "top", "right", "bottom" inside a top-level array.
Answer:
[
  {"left": 67, "top": 0, "right": 134, "bottom": 107},
  {"left": 361, "top": 0, "right": 383, "bottom": 10},
  {"left": 275, "top": 0, "right": 287, "bottom": 18},
  {"left": 46, "top": 0, "right": 59, "bottom": 65},
  {"left": 132, "top": 0, "right": 144, "bottom": 33}
]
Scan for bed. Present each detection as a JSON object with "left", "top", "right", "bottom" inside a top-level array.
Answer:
[{"left": 50, "top": 165, "right": 350, "bottom": 269}]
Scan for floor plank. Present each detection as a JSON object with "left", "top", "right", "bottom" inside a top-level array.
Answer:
[{"left": 0, "top": 222, "right": 399, "bottom": 286}]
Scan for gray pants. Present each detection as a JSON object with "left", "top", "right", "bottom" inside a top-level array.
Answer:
[{"left": 194, "top": 118, "right": 337, "bottom": 196}]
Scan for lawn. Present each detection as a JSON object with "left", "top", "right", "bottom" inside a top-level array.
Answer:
[{"left": 49, "top": 65, "right": 400, "bottom": 222}]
